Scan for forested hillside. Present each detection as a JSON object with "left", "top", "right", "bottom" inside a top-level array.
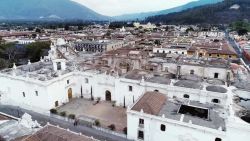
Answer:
[{"left": 146, "top": 0, "right": 250, "bottom": 24}]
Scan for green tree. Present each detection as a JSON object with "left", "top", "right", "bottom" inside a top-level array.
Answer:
[
  {"left": 105, "top": 30, "right": 111, "bottom": 37},
  {"left": 238, "top": 29, "right": 248, "bottom": 36},
  {"left": 64, "top": 24, "right": 70, "bottom": 30},
  {"left": 186, "top": 27, "right": 194, "bottom": 33},
  {"left": 26, "top": 41, "right": 50, "bottom": 62},
  {"left": 0, "top": 43, "right": 17, "bottom": 60},
  {"left": 28, "top": 27, "right": 34, "bottom": 31},
  {"left": 154, "top": 40, "right": 161, "bottom": 45},
  {"left": 230, "top": 20, "right": 250, "bottom": 35},
  {"left": 78, "top": 26, "right": 83, "bottom": 30},
  {"left": 35, "top": 28, "right": 42, "bottom": 33},
  {"left": 0, "top": 58, "right": 8, "bottom": 70}
]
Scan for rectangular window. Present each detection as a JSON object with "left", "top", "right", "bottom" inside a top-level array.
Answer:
[
  {"left": 138, "top": 130, "right": 144, "bottom": 140},
  {"left": 57, "top": 62, "right": 61, "bottom": 70},
  {"left": 161, "top": 124, "right": 166, "bottom": 131},
  {"left": 139, "top": 118, "right": 144, "bottom": 125},
  {"left": 214, "top": 73, "right": 219, "bottom": 79},
  {"left": 35, "top": 91, "right": 38, "bottom": 96},
  {"left": 67, "top": 80, "right": 70, "bottom": 84},
  {"left": 22, "top": 92, "right": 25, "bottom": 97},
  {"left": 129, "top": 86, "right": 133, "bottom": 92},
  {"left": 190, "top": 70, "right": 194, "bottom": 75}
]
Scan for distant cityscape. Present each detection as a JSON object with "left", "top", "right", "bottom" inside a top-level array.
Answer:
[{"left": 0, "top": 0, "right": 250, "bottom": 141}]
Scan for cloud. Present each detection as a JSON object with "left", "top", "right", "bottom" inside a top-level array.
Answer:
[{"left": 71, "top": 0, "right": 196, "bottom": 16}]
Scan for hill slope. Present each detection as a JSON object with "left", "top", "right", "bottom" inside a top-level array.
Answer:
[
  {"left": 146, "top": 0, "right": 250, "bottom": 24},
  {"left": 0, "top": 0, "right": 108, "bottom": 21},
  {"left": 113, "top": 0, "right": 223, "bottom": 21}
]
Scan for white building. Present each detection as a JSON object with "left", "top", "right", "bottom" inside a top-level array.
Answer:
[
  {"left": 75, "top": 40, "right": 125, "bottom": 53},
  {"left": 133, "top": 22, "right": 156, "bottom": 29},
  {"left": 3, "top": 37, "right": 35, "bottom": 44},
  {"left": 127, "top": 91, "right": 250, "bottom": 141},
  {"left": 0, "top": 38, "right": 249, "bottom": 141},
  {"left": 153, "top": 45, "right": 189, "bottom": 55},
  {"left": 0, "top": 59, "right": 232, "bottom": 113},
  {"left": 0, "top": 39, "right": 233, "bottom": 112}
]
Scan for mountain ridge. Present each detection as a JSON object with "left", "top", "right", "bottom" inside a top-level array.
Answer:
[
  {"left": 146, "top": 0, "right": 250, "bottom": 24},
  {"left": 0, "top": 0, "right": 109, "bottom": 21},
  {"left": 113, "top": 0, "right": 223, "bottom": 21}
]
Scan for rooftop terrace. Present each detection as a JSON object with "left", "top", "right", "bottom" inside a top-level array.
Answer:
[
  {"left": 131, "top": 92, "right": 227, "bottom": 130},
  {"left": 0, "top": 61, "right": 74, "bottom": 81}
]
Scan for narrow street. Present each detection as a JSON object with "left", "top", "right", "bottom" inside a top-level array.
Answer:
[
  {"left": 225, "top": 31, "right": 250, "bottom": 66},
  {"left": 0, "top": 105, "right": 131, "bottom": 141}
]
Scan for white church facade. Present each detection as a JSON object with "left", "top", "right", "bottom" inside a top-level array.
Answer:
[{"left": 0, "top": 38, "right": 249, "bottom": 141}]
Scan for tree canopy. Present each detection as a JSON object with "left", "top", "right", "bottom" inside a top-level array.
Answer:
[
  {"left": 230, "top": 20, "right": 250, "bottom": 35},
  {"left": 0, "top": 41, "right": 51, "bottom": 69},
  {"left": 26, "top": 41, "right": 50, "bottom": 62}
]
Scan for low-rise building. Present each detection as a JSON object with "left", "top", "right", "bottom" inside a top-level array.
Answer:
[
  {"left": 75, "top": 40, "right": 124, "bottom": 53},
  {"left": 127, "top": 91, "right": 250, "bottom": 141},
  {"left": 153, "top": 45, "right": 189, "bottom": 55}
]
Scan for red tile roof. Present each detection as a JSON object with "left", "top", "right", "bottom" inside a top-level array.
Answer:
[
  {"left": 132, "top": 92, "right": 166, "bottom": 115},
  {"left": 0, "top": 114, "right": 10, "bottom": 120},
  {"left": 13, "top": 125, "right": 98, "bottom": 141}
]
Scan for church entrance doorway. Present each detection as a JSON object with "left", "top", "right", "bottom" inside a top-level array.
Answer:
[
  {"left": 105, "top": 90, "right": 111, "bottom": 101},
  {"left": 68, "top": 88, "right": 73, "bottom": 101}
]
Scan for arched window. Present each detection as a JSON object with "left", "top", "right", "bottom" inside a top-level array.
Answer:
[
  {"left": 215, "top": 138, "right": 222, "bottom": 141},
  {"left": 105, "top": 90, "right": 112, "bottom": 101},
  {"left": 183, "top": 94, "right": 190, "bottom": 99},
  {"left": 212, "top": 99, "right": 220, "bottom": 104}
]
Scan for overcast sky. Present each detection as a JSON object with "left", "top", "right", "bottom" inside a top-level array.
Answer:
[{"left": 71, "top": 0, "right": 196, "bottom": 16}]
